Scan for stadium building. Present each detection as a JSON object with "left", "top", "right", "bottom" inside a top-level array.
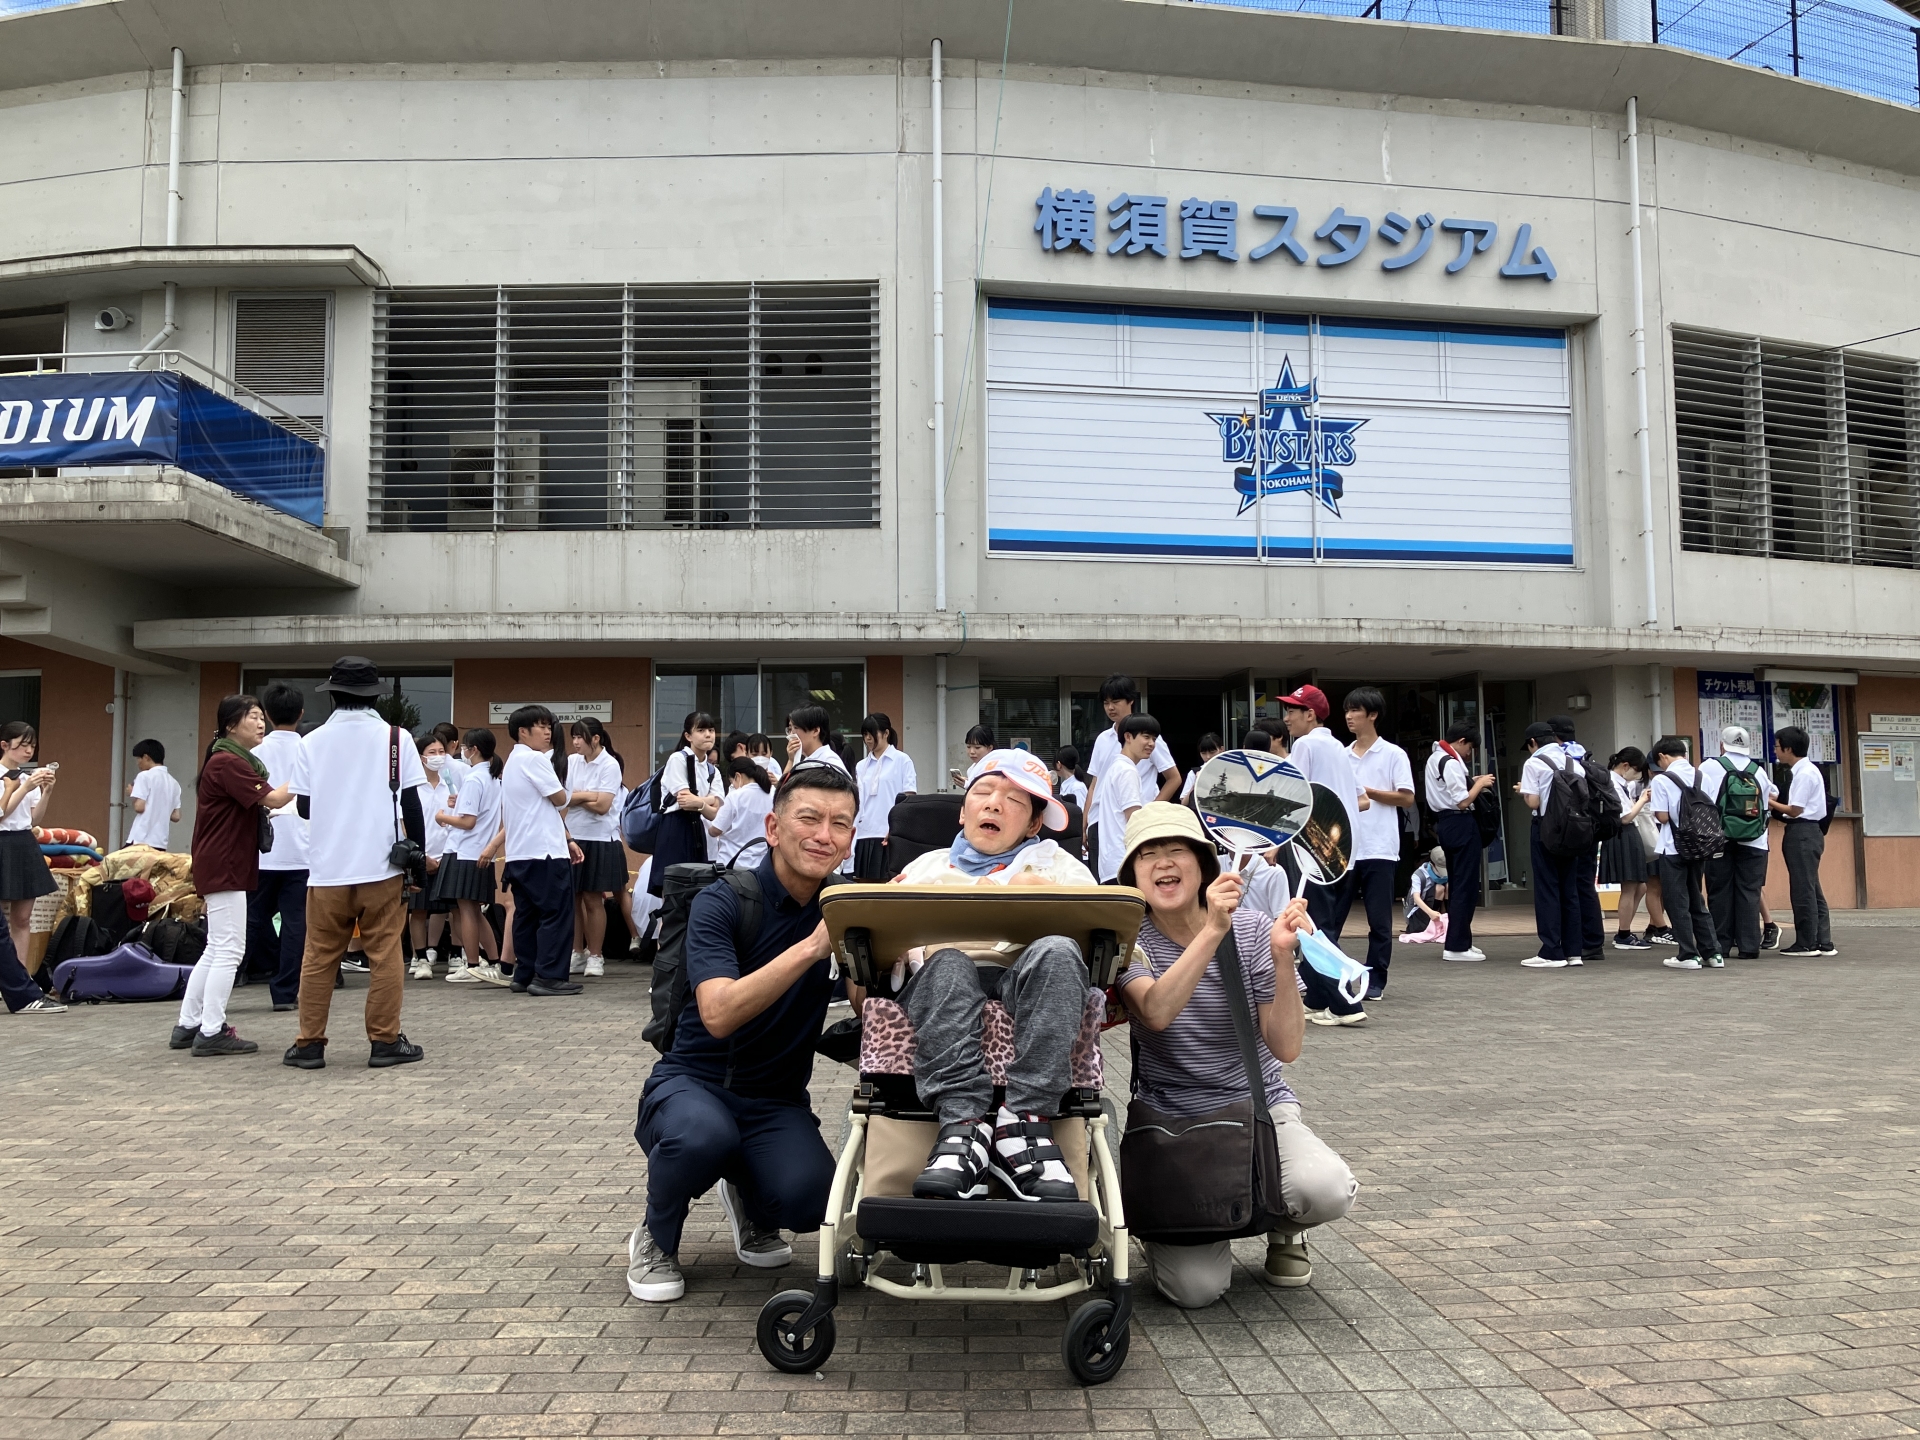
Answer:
[{"left": 4, "top": 0, "right": 1920, "bottom": 909}]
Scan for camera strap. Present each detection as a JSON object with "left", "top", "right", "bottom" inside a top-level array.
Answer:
[{"left": 389, "top": 725, "right": 402, "bottom": 845}]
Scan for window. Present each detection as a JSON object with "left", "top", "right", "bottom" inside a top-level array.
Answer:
[
  {"left": 0, "top": 671, "right": 40, "bottom": 731},
  {"left": 652, "top": 662, "right": 866, "bottom": 769},
  {"left": 372, "top": 284, "right": 880, "bottom": 533},
  {"left": 981, "top": 679, "right": 1064, "bottom": 765},
  {"left": 1675, "top": 326, "right": 1920, "bottom": 569},
  {"left": 242, "top": 668, "right": 451, "bottom": 741},
  {"left": 232, "top": 294, "right": 331, "bottom": 441}
]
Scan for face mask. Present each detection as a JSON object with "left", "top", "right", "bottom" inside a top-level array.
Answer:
[{"left": 424, "top": 753, "right": 446, "bottom": 772}]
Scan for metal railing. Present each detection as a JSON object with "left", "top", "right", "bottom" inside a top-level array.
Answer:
[
  {"left": 0, "top": 350, "right": 329, "bottom": 446},
  {"left": 1202, "top": 0, "right": 1920, "bottom": 108}
]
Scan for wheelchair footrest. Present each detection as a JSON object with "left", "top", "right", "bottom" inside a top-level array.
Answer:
[{"left": 857, "top": 1197, "right": 1099, "bottom": 1269}]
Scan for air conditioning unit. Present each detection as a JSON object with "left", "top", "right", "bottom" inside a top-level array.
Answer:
[{"left": 447, "top": 431, "right": 540, "bottom": 530}]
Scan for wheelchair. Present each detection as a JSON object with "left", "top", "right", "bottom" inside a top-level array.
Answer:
[{"left": 754, "top": 883, "right": 1146, "bottom": 1386}]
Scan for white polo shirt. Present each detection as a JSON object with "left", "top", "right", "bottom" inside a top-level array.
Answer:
[
  {"left": 1058, "top": 773, "right": 1088, "bottom": 815},
  {"left": 254, "top": 729, "right": 309, "bottom": 871},
  {"left": 1649, "top": 758, "right": 1697, "bottom": 856},
  {"left": 126, "top": 765, "right": 182, "bottom": 849},
  {"left": 288, "top": 709, "right": 429, "bottom": 888},
  {"left": 1786, "top": 755, "right": 1829, "bottom": 822},
  {"left": 1348, "top": 737, "right": 1414, "bottom": 864},
  {"left": 1698, "top": 751, "right": 1777, "bottom": 851},
  {"left": 502, "top": 743, "right": 569, "bottom": 862},
  {"left": 564, "top": 750, "right": 624, "bottom": 843},
  {"left": 1424, "top": 744, "right": 1472, "bottom": 813},
  {"left": 854, "top": 746, "right": 918, "bottom": 842},
  {"left": 1095, "top": 753, "right": 1145, "bottom": 882},
  {"left": 1286, "top": 725, "right": 1361, "bottom": 843},
  {"left": 1519, "top": 741, "right": 1571, "bottom": 819},
  {"left": 793, "top": 743, "right": 850, "bottom": 774},
  {"left": 1089, "top": 727, "right": 1175, "bottom": 819},
  {"left": 450, "top": 767, "right": 502, "bottom": 862}
]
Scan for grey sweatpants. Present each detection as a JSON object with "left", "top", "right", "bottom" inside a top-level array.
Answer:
[{"left": 901, "top": 935, "right": 1089, "bottom": 1123}]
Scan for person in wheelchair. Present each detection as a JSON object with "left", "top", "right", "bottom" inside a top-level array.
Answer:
[{"left": 881, "top": 748, "right": 1097, "bottom": 1204}]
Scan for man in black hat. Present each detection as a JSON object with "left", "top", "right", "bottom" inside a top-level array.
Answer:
[{"left": 282, "top": 657, "right": 430, "bottom": 1070}]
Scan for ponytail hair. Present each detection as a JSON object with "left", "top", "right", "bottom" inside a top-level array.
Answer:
[
  {"left": 571, "top": 716, "right": 626, "bottom": 779},
  {"left": 728, "top": 756, "right": 773, "bottom": 793},
  {"left": 463, "top": 726, "right": 504, "bottom": 780}
]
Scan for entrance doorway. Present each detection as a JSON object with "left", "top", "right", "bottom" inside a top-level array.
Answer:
[{"left": 1142, "top": 679, "right": 1228, "bottom": 777}]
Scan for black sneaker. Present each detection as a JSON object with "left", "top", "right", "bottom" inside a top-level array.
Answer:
[
  {"left": 990, "top": 1111, "right": 1080, "bottom": 1202},
  {"left": 169, "top": 1024, "right": 197, "bottom": 1050},
  {"left": 1736, "top": 950, "right": 1760, "bottom": 960},
  {"left": 1644, "top": 926, "right": 1677, "bottom": 946},
  {"left": 912, "top": 1119, "right": 991, "bottom": 1200},
  {"left": 1760, "top": 922, "right": 1781, "bottom": 950},
  {"left": 1580, "top": 948, "right": 1603, "bottom": 963},
  {"left": 272, "top": 1003, "right": 296, "bottom": 1012},
  {"left": 528, "top": 980, "right": 584, "bottom": 996},
  {"left": 369, "top": 1034, "right": 425, "bottom": 1068},
  {"left": 341, "top": 958, "right": 370, "bottom": 974},
  {"left": 283, "top": 1039, "right": 327, "bottom": 1069},
  {"left": 510, "top": 981, "right": 531, "bottom": 993},
  {"left": 1613, "top": 932, "right": 1652, "bottom": 950},
  {"left": 191, "top": 1025, "right": 259, "bottom": 1057},
  {"left": 1817, "top": 944, "right": 1839, "bottom": 957},
  {"left": 1778, "top": 945, "right": 1821, "bottom": 956}
]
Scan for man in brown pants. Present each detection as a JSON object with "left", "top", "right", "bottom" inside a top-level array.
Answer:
[{"left": 282, "top": 656, "right": 430, "bottom": 1070}]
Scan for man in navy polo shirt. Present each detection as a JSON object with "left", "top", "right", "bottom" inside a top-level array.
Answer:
[{"left": 627, "top": 764, "right": 859, "bottom": 1302}]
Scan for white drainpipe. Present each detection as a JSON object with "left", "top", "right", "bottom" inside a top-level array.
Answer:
[
  {"left": 1626, "top": 97, "right": 1662, "bottom": 738},
  {"left": 931, "top": 37, "right": 947, "bottom": 614},
  {"left": 131, "top": 47, "right": 185, "bottom": 369}
]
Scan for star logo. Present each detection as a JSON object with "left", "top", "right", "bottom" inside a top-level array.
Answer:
[{"left": 1207, "top": 357, "right": 1368, "bottom": 516}]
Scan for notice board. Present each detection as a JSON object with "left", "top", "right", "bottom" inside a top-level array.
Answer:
[{"left": 1858, "top": 733, "right": 1920, "bottom": 836}]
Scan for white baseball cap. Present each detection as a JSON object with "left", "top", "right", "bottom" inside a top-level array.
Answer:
[
  {"left": 1721, "top": 725, "right": 1752, "bottom": 750},
  {"left": 967, "top": 748, "right": 1069, "bottom": 831}
]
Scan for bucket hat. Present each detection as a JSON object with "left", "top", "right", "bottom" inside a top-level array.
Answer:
[
  {"left": 1118, "top": 801, "right": 1221, "bottom": 891},
  {"left": 316, "top": 655, "right": 386, "bottom": 698}
]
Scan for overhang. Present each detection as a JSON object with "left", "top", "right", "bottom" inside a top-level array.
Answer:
[
  {"left": 0, "top": 468, "right": 360, "bottom": 589},
  {"left": 0, "top": 245, "right": 389, "bottom": 311},
  {"left": 128, "top": 609, "right": 1920, "bottom": 676}
]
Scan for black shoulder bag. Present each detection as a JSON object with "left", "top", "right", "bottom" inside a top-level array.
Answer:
[{"left": 1119, "top": 925, "right": 1288, "bottom": 1244}]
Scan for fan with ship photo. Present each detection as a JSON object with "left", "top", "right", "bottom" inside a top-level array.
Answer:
[{"left": 1190, "top": 748, "right": 1352, "bottom": 883}]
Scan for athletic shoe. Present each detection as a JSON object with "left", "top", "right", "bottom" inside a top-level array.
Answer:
[
  {"left": 1644, "top": 926, "right": 1678, "bottom": 946},
  {"left": 528, "top": 980, "right": 584, "bottom": 996},
  {"left": 1580, "top": 948, "right": 1603, "bottom": 963},
  {"left": 424, "top": 948, "right": 439, "bottom": 970},
  {"left": 1818, "top": 944, "right": 1839, "bottom": 957},
  {"left": 913, "top": 1119, "right": 992, "bottom": 1200},
  {"left": 1520, "top": 955, "right": 1568, "bottom": 968},
  {"left": 192, "top": 1025, "right": 258, "bottom": 1057},
  {"left": 474, "top": 963, "right": 511, "bottom": 987},
  {"left": 1613, "top": 932, "right": 1652, "bottom": 950},
  {"left": 585, "top": 954, "right": 605, "bottom": 977},
  {"left": 1442, "top": 948, "right": 1484, "bottom": 962},
  {"left": 169, "top": 1024, "right": 197, "bottom": 1050},
  {"left": 989, "top": 1107, "right": 1080, "bottom": 1201},
  {"left": 341, "top": 956, "right": 370, "bottom": 973},
  {"left": 1736, "top": 950, "right": 1760, "bottom": 960},
  {"left": 1309, "top": 1008, "right": 1367, "bottom": 1026},
  {"left": 569, "top": 950, "right": 586, "bottom": 975},
  {"left": 627, "top": 1224, "right": 684, "bottom": 1302},
  {"left": 1778, "top": 945, "right": 1822, "bottom": 956},
  {"left": 1662, "top": 956, "right": 1702, "bottom": 970},
  {"left": 717, "top": 1179, "right": 792, "bottom": 1268},
  {"left": 273, "top": 1002, "right": 296, "bottom": 1011},
  {"left": 1703, "top": 954, "right": 1726, "bottom": 969},
  {"left": 510, "top": 981, "right": 530, "bottom": 993},
  {"left": 408, "top": 958, "right": 433, "bottom": 980},
  {"left": 1302, "top": 1007, "right": 1331, "bottom": 1023},
  {"left": 283, "top": 1040, "right": 327, "bottom": 1069},
  {"left": 1761, "top": 922, "right": 1781, "bottom": 951},
  {"left": 1263, "top": 1231, "right": 1312, "bottom": 1288},
  {"left": 445, "top": 965, "right": 481, "bottom": 983},
  {"left": 369, "top": 1034, "right": 425, "bottom": 1068},
  {"left": 19, "top": 996, "right": 66, "bottom": 1014},
  {"left": 1564, "top": 956, "right": 1585, "bottom": 967},
  {"left": 1365, "top": 986, "right": 1385, "bottom": 1002}
]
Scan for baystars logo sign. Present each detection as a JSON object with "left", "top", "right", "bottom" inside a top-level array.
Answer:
[{"left": 1206, "top": 357, "right": 1367, "bottom": 516}]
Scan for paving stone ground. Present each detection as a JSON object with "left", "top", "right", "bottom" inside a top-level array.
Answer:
[{"left": 0, "top": 914, "right": 1912, "bottom": 1440}]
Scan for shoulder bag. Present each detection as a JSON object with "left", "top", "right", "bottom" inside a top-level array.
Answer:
[{"left": 1119, "top": 925, "right": 1288, "bottom": 1244}]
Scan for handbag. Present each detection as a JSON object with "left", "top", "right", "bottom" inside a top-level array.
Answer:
[
  {"left": 257, "top": 806, "right": 277, "bottom": 853},
  {"left": 1118, "top": 926, "right": 1287, "bottom": 1244}
]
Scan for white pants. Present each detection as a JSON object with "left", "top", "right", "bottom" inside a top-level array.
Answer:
[
  {"left": 177, "top": 890, "right": 247, "bottom": 1038},
  {"left": 1142, "top": 1102, "right": 1358, "bottom": 1310}
]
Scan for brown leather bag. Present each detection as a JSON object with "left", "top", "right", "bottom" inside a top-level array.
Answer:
[{"left": 1119, "top": 926, "right": 1287, "bottom": 1244}]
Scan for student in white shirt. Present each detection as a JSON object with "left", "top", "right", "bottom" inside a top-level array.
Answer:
[
  {"left": 1698, "top": 725, "right": 1777, "bottom": 959},
  {"left": 1093, "top": 715, "right": 1158, "bottom": 882},
  {"left": 748, "top": 733, "right": 784, "bottom": 784},
  {"left": 126, "top": 739, "right": 183, "bottom": 850},
  {"left": 1342, "top": 688, "right": 1414, "bottom": 1002},
  {"left": 564, "top": 717, "right": 628, "bottom": 979},
  {"left": 0, "top": 720, "right": 59, "bottom": 1011},
  {"left": 431, "top": 722, "right": 469, "bottom": 795},
  {"left": 406, "top": 733, "right": 457, "bottom": 981},
  {"left": 251, "top": 684, "right": 312, "bottom": 1011},
  {"left": 283, "top": 656, "right": 430, "bottom": 1071},
  {"left": 1647, "top": 736, "right": 1723, "bottom": 970},
  {"left": 709, "top": 759, "right": 776, "bottom": 865},
  {"left": 1177, "top": 734, "right": 1223, "bottom": 804},
  {"left": 1053, "top": 747, "right": 1088, "bottom": 814},
  {"left": 784, "top": 704, "right": 851, "bottom": 776},
  {"left": 432, "top": 727, "right": 508, "bottom": 986},
  {"left": 1769, "top": 724, "right": 1835, "bottom": 956},
  {"left": 499, "top": 704, "right": 585, "bottom": 996},
  {"left": 1423, "top": 722, "right": 1494, "bottom": 962},
  {"left": 1518, "top": 721, "right": 1589, "bottom": 969},
  {"left": 1275, "top": 685, "right": 1368, "bottom": 1025},
  {"left": 651, "top": 711, "right": 724, "bottom": 895},
  {"left": 1085, "top": 674, "right": 1181, "bottom": 869},
  {"left": 852, "top": 712, "right": 917, "bottom": 879}
]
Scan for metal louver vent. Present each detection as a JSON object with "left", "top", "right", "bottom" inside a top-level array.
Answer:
[{"left": 233, "top": 296, "right": 330, "bottom": 398}]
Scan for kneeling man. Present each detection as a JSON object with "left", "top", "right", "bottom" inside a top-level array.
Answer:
[
  {"left": 894, "top": 749, "right": 1096, "bottom": 1204},
  {"left": 628, "top": 764, "right": 858, "bottom": 1302}
]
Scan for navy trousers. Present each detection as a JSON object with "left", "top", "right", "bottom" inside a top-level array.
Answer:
[
  {"left": 1433, "top": 810, "right": 1482, "bottom": 952},
  {"left": 1529, "top": 821, "right": 1583, "bottom": 962},
  {"left": 1574, "top": 843, "right": 1606, "bottom": 958},
  {"left": 0, "top": 921, "right": 43, "bottom": 1012},
  {"left": 636, "top": 1070, "right": 836, "bottom": 1256},
  {"left": 1301, "top": 870, "right": 1362, "bottom": 1015},
  {"left": 506, "top": 857, "right": 576, "bottom": 985},
  {"left": 1351, "top": 858, "right": 1397, "bottom": 992},
  {"left": 250, "top": 868, "right": 309, "bottom": 1006}
]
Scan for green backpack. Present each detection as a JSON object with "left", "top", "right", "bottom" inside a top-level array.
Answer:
[{"left": 1713, "top": 756, "right": 1766, "bottom": 843}]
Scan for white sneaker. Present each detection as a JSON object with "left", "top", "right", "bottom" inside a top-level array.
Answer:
[
  {"left": 1303, "top": 1008, "right": 1331, "bottom": 1025},
  {"left": 425, "top": 948, "right": 439, "bottom": 970},
  {"left": 444, "top": 965, "right": 481, "bottom": 984},
  {"left": 474, "top": 963, "right": 512, "bottom": 988},
  {"left": 717, "top": 1179, "right": 792, "bottom": 1267},
  {"left": 626, "top": 1223, "right": 685, "bottom": 1302},
  {"left": 1564, "top": 956, "right": 1584, "bottom": 967},
  {"left": 1663, "top": 956, "right": 1703, "bottom": 970},
  {"left": 1308, "top": 1008, "right": 1367, "bottom": 1027},
  {"left": 585, "top": 954, "right": 605, "bottom": 977},
  {"left": 1442, "top": 948, "right": 1484, "bottom": 962},
  {"left": 1520, "top": 954, "right": 1568, "bottom": 968},
  {"left": 569, "top": 950, "right": 586, "bottom": 975},
  {"left": 408, "top": 958, "right": 433, "bottom": 979}
]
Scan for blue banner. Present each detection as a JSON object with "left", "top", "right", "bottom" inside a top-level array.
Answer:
[{"left": 0, "top": 370, "right": 324, "bottom": 526}]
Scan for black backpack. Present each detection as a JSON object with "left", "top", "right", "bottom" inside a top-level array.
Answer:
[
  {"left": 1664, "top": 763, "right": 1727, "bottom": 862},
  {"left": 1578, "top": 751, "right": 1624, "bottom": 843},
  {"left": 45, "top": 913, "right": 110, "bottom": 968},
  {"left": 1538, "top": 754, "right": 1597, "bottom": 859},
  {"left": 138, "top": 913, "right": 208, "bottom": 967}
]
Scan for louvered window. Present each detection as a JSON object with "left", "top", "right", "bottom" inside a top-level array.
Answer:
[
  {"left": 1675, "top": 326, "right": 1920, "bottom": 569},
  {"left": 370, "top": 283, "right": 880, "bottom": 532},
  {"left": 232, "top": 294, "right": 331, "bottom": 442}
]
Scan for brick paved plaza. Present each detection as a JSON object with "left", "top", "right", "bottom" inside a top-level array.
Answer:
[{"left": 3, "top": 918, "right": 1916, "bottom": 1440}]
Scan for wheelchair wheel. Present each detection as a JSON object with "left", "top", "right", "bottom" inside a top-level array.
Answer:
[
  {"left": 1062, "top": 1297, "right": 1129, "bottom": 1385},
  {"left": 757, "top": 1289, "right": 837, "bottom": 1374}
]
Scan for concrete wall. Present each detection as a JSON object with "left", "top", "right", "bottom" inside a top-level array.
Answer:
[
  {"left": 0, "top": 638, "right": 116, "bottom": 844},
  {"left": 127, "top": 664, "right": 202, "bottom": 845}
]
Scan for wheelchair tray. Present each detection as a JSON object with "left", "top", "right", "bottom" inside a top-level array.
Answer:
[{"left": 821, "top": 883, "right": 1146, "bottom": 989}]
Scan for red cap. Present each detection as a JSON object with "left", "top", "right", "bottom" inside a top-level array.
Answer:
[{"left": 1277, "top": 684, "right": 1330, "bottom": 721}]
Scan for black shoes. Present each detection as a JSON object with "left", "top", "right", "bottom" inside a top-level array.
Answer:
[
  {"left": 169, "top": 1025, "right": 196, "bottom": 1050},
  {"left": 369, "top": 1034, "right": 425, "bottom": 1068},
  {"left": 510, "top": 981, "right": 530, "bottom": 993},
  {"left": 528, "top": 980, "right": 583, "bottom": 996},
  {"left": 192, "top": 1025, "right": 258, "bottom": 1057},
  {"left": 1760, "top": 922, "right": 1781, "bottom": 950},
  {"left": 913, "top": 1120, "right": 992, "bottom": 1200},
  {"left": 283, "top": 1039, "right": 328, "bottom": 1069},
  {"left": 272, "top": 1003, "right": 296, "bottom": 1012}
]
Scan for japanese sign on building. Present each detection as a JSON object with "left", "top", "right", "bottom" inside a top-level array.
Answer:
[{"left": 1034, "top": 189, "right": 1557, "bottom": 281}]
